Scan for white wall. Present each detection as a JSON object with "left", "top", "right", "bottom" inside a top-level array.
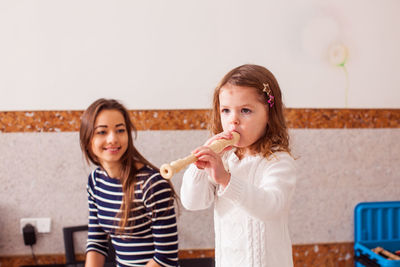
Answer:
[{"left": 1, "top": 0, "right": 399, "bottom": 111}]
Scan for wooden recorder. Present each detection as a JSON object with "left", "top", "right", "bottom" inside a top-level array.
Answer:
[{"left": 160, "top": 132, "right": 240, "bottom": 179}]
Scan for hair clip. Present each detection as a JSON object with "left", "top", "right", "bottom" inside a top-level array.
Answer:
[{"left": 263, "top": 83, "right": 274, "bottom": 108}]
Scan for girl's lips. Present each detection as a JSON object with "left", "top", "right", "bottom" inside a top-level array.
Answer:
[
  {"left": 104, "top": 147, "right": 121, "bottom": 153},
  {"left": 230, "top": 130, "right": 240, "bottom": 136}
]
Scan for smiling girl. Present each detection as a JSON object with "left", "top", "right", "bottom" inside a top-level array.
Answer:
[
  {"left": 180, "top": 64, "right": 297, "bottom": 267},
  {"left": 80, "top": 99, "right": 178, "bottom": 267}
]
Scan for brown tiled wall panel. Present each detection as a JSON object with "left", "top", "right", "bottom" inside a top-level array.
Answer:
[
  {"left": 286, "top": 109, "right": 400, "bottom": 128},
  {"left": 0, "top": 243, "right": 355, "bottom": 267},
  {"left": 0, "top": 109, "right": 399, "bottom": 132}
]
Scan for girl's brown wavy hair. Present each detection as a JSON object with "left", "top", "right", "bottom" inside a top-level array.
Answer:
[{"left": 210, "top": 64, "right": 290, "bottom": 158}]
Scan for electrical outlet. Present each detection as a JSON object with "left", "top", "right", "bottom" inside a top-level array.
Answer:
[{"left": 20, "top": 218, "right": 51, "bottom": 233}]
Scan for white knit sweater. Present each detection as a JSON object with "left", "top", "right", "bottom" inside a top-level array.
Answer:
[{"left": 180, "top": 151, "right": 296, "bottom": 267}]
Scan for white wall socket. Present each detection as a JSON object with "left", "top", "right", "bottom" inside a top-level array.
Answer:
[{"left": 20, "top": 218, "right": 51, "bottom": 233}]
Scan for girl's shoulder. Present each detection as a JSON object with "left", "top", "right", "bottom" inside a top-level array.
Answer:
[
  {"left": 88, "top": 167, "right": 106, "bottom": 183},
  {"left": 260, "top": 151, "right": 296, "bottom": 173},
  {"left": 237, "top": 151, "right": 295, "bottom": 173},
  {"left": 138, "top": 165, "right": 169, "bottom": 187},
  {"left": 265, "top": 151, "right": 295, "bottom": 163},
  {"left": 138, "top": 166, "right": 174, "bottom": 200}
]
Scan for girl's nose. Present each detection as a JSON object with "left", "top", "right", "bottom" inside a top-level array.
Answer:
[
  {"left": 107, "top": 132, "right": 118, "bottom": 143},
  {"left": 230, "top": 112, "right": 240, "bottom": 125}
]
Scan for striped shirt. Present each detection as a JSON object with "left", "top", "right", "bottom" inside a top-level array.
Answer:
[{"left": 86, "top": 166, "right": 178, "bottom": 267}]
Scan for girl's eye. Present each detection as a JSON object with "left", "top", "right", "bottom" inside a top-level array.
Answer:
[
  {"left": 117, "top": 128, "right": 126, "bottom": 133},
  {"left": 241, "top": 108, "right": 252, "bottom": 114},
  {"left": 221, "top": 108, "right": 230, "bottom": 114},
  {"left": 96, "top": 130, "right": 106, "bottom": 135}
]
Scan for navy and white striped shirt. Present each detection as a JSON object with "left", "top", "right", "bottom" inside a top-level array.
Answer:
[{"left": 86, "top": 166, "right": 178, "bottom": 267}]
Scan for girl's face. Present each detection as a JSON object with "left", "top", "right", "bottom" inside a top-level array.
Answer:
[
  {"left": 219, "top": 84, "right": 268, "bottom": 155},
  {"left": 91, "top": 109, "right": 128, "bottom": 169}
]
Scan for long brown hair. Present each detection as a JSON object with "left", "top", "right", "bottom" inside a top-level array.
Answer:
[
  {"left": 79, "top": 98, "right": 176, "bottom": 231},
  {"left": 210, "top": 64, "right": 290, "bottom": 158}
]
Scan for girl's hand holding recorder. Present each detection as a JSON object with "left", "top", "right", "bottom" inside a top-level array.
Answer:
[{"left": 192, "top": 131, "right": 238, "bottom": 189}]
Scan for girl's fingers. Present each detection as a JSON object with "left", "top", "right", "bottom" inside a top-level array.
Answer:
[
  {"left": 193, "top": 149, "right": 219, "bottom": 168},
  {"left": 192, "top": 144, "right": 216, "bottom": 154},
  {"left": 197, "top": 154, "right": 216, "bottom": 162},
  {"left": 194, "top": 160, "right": 205, "bottom": 169},
  {"left": 192, "top": 145, "right": 206, "bottom": 154},
  {"left": 193, "top": 146, "right": 210, "bottom": 155}
]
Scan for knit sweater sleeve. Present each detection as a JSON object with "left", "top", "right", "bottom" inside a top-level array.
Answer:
[
  {"left": 86, "top": 171, "right": 109, "bottom": 257},
  {"left": 142, "top": 172, "right": 178, "bottom": 267},
  {"left": 180, "top": 164, "right": 217, "bottom": 210},
  {"left": 219, "top": 153, "right": 297, "bottom": 221}
]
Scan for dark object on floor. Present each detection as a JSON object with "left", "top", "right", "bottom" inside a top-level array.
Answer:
[
  {"left": 179, "top": 257, "right": 215, "bottom": 267},
  {"left": 63, "top": 225, "right": 115, "bottom": 267},
  {"left": 63, "top": 225, "right": 87, "bottom": 266},
  {"left": 354, "top": 251, "right": 380, "bottom": 267}
]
